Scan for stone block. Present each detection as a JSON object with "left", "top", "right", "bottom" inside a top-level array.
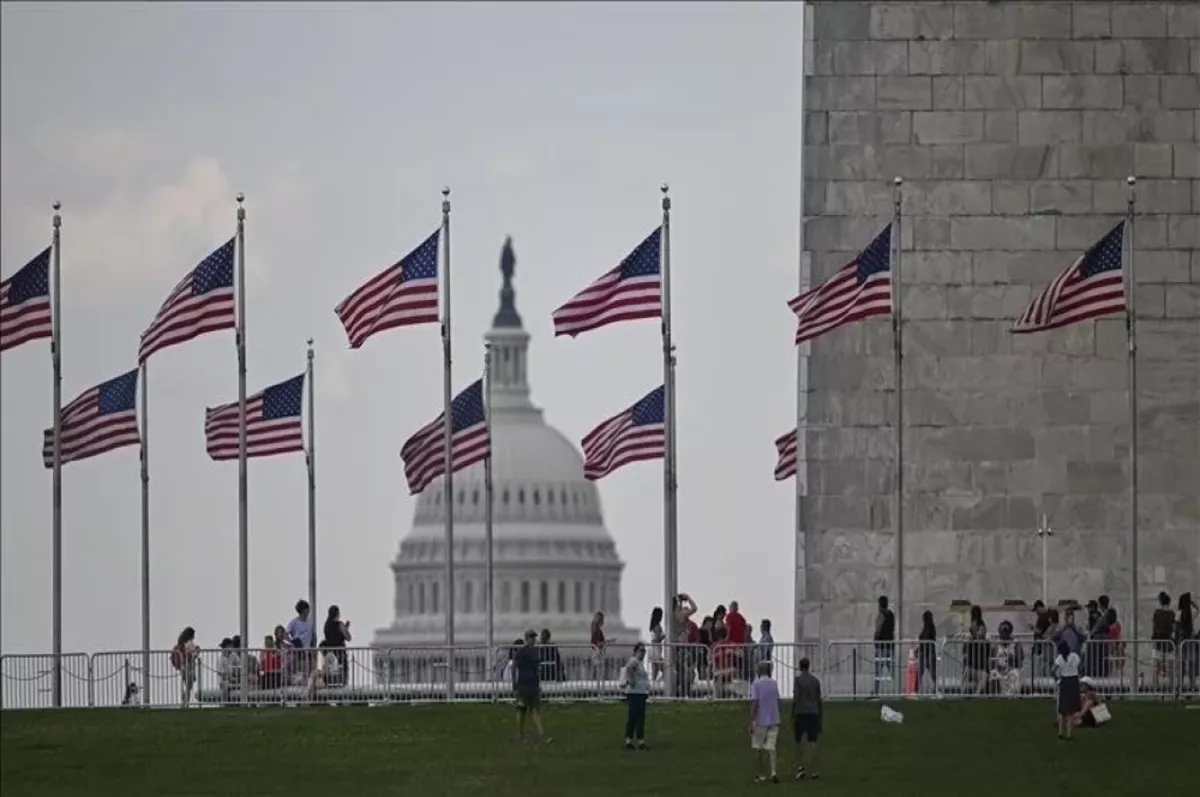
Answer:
[
  {"left": 807, "top": 76, "right": 876, "bottom": 110},
  {"left": 1124, "top": 76, "right": 1161, "bottom": 111},
  {"left": 1095, "top": 40, "right": 1191, "bottom": 74},
  {"left": 1136, "top": 250, "right": 1192, "bottom": 283},
  {"left": 1111, "top": 3, "right": 1168, "bottom": 38},
  {"left": 909, "top": 40, "right": 987, "bottom": 75},
  {"left": 904, "top": 319, "right": 970, "bottom": 355},
  {"left": 869, "top": 2, "right": 955, "bottom": 40},
  {"left": 951, "top": 216, "right": 1056, "bottom": 250},
  {"left": 947, "top": 284, "right": 1033, "bottom": 320},
  {"left": 1136, "top": 284, "right": 1168, "bottom": 318},
  {"left": 1055, "top": 145, "right": 1134, "bottom": 179},
  {"left": 902, "top": 181, "right": 991, "bottom": 216},
  {"left": 907, "top": 217, "right": 952, "bottom": 250},
  {"left": 986, "top": 40, "right": 1021, "bottom": 74},
  {"left": 804, "top": 181, "right": 828, "bottom": 215},
  {"left": 1082, "top": 111, "right": 1195, "bottom": 145},
  {"left": 1168, "top": 4, "right": 1200, "bottom": 37},
  {"left": 900, "top": 285, "right": 948, "bottom": 320},
  {"left": 913, "top": 111, "right": 984, "bottom": 144},
  {"left": 804, "top": 112, "right": 828, "bottom": 147},
  {"left": 950, "top": 495, "right": 1009, "bottom": 532},
  {"left": 1175, "top": 144, "right": 1200, "bottom": 178},
  {"left": 1135, "top": 143, "right": 1174, "bottom": 178},
  {"left": 1030, "top": 180, "right": 1094, "bottom": 215},
  {"left": 813, "top": 2, "right": 871, "bottom": 40},
  {"left": 825, "top": 181, "right": 894, "bottom": 216},
  {"left": 1166, "top": 285, "right": 1200, "bottom": 319},
  {"left": 1162, "top": 76, "right": 1200, "bottom": 111},
  {"left": 828, "top": 111, "right": 912, "bottom": 145},
  {"left": 833, "top": 41, "right": 909, "bottom": 75},
  {"left": 1018, "top": 111, "right": 1083, "bottom": 145},
  {"left": 985, "top": 111, "right": 1018, "bottom": 143},
  {"left": 810, "top": 41, "right": 835, "bottom": 76},
  {"left": 1066, "top": 461, "right": 1127, "bottom": 495},
  {"left": 1168, "top": 215, "right": 1200, "bottom": 249},
  {"left": 1055, "top": 215, "right": 1128, "bottom": 251},
  {"left": 1019, "top": 41, "right": 1095, "bottom": 74},
  {"left": 992, "top": 181, "right": 1030, "bottom": 215},
  {"left": 1071, "top": 3, "right": 1111, "bottom": 39},
  {"left": 964, "top": 144, "right": 1054, "bottom": 179},
  {"left": 964, "top": 76, "right": 1042, "bottom": 110},
  {"left": 955, "top": 2, "right": 1072, "bottom": 40},
  {"left": 1194, "top": 250, "right": 1200, "bottom": 283},
  {"left": 1089, "top": 389, "right": 1127, "bottom": 424},
  {"left": 877, "top": 77, "right": 933, "bottom": 110},
  {"left": 805, "top": 215, "right": 891, "bottom": 252},
  {"left": 1041, "top": 76, "right": 1124, "bottom": 110},
  {"left": 932, "top": 76, "right": 964, "bottom": 110},
  {"left": 1098, "top": 179, "right": 1191, "bottom": 214},
  {"left": 930, "top": 145, "right": 965, "bottom": 179},
  {"left": 972, "top": 251, "right": 1064, "bottom": 286}
]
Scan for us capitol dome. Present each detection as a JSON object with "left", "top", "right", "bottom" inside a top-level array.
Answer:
[{"left": 373, "top": 239, "right": 638, "bottom": 679}]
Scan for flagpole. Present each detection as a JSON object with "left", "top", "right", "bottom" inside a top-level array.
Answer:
[
  {"left": 891, "top": 176, "right": 905, "bottom": 644},
  {"left": 484, "top": 343, "right": 495, "bottom": 660},
  {"left": 50, "top": 201, "right": 63, "bottom": 708},
  {"left": 306, "top": 338, "right": 317, "bottom": 622},
  {"left": 235, "top": 193, "right": 249, "bottom": 701},
  {"left": 660, "top": 183, "right": 678, "bottom": 698},
  {"left": 440, "top": 186, "right": 456, "bottom": 701},
  {"left": 1126, "top": 175, "right": 1139, "bottom": 646},
  {"left": 139, "top": 361, "right": 151, "bottom": 705}
]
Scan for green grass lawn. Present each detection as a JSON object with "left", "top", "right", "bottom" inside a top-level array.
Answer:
[{"left": 2, "top": 700, "right": 1198, "bottom": 796}]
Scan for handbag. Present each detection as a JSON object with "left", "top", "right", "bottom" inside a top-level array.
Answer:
[{"left": 1091, "top": 703, "right": 1112, "bottom": 724}]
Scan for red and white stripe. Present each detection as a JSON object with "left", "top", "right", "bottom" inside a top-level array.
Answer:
[{"left": 204, "top": 394, "right": 303, "bottom": 461}]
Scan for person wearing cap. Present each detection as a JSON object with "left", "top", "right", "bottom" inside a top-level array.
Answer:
[{"left": 512, "top": 629, "right": 550, "bottom": 743}]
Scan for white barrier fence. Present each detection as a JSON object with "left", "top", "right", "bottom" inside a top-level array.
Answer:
[{"left": 1, "top": 639, "right": 1194, "bottom": 710}]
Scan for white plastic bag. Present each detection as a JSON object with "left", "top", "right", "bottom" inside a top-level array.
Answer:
[{"left": 880, "top": 704, "right": 904, "bottom": 724}]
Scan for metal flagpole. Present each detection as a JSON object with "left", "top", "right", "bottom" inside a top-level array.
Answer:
[
  {"left": 891, "top": 176, "right": 905, "bottom": 644},
  {"left": 50, "top": 201, "right": 63, "bottom": 708},
  {"left": 1126, "top": 175, "right": 1139, "bottom": 646},
  {"left": 235, "top": 193, "right": 249, "bottom": 701},
  {"left": 440, "top": 186, "right": 456, "bottom": 701},
  {"left": 306, "top": 339, "right": 317, "bottom": 622},
  {"left": 484, "top": 343, "right": 495, "bottom": 660},
  {"left": 660, "top": 183, "right": 678, "bottom": 698},
  {"left": 139, "top": 362, "right": 151, "bottom": 705},
  {"left": 794, "top": 0, "right": 810, "bottom": 651}
]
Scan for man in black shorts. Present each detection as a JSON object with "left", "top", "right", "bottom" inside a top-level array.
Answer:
[
  {"left": 791, "top": 657, "right": 822, "bottom": 780},
  {"left": 513, "top": 629, "right": 550, "bottom": 743}
]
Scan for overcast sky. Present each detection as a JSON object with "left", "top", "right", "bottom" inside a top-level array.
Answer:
[{"left": 1, "top": 1, "right": 805, "bottom": 655}]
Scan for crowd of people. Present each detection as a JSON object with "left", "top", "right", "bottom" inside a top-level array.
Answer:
[{"left": 169, "top": 600, "right": 353, "bottom": 706}]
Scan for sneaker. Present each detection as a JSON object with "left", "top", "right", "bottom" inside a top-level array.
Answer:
[
  {"left": 624, "top": 741, "right": 635, "bottom": 750},
  {"left": 795, "top": 767, "right": 807, "bottom": 781},
  {"left": 811, "top": 772, "right": 821, "bottom": 780},
  {"left": 771, "top": 775, "right": 780, "bottom": 784},
  {"left": 754, "top": 776, "right": 767, "bottom": 784}
]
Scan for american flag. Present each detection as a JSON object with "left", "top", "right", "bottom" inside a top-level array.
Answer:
[
  {"left": 552, "top": 227, "right": 662, "bottom": 338},
  {"left": 205, "top": 374, "right": 305, "bottom": 461},
  {"left": 41, "top": 369, "right": 140, "bottom": 468},
  {"left": 1, "top": 247, "right": 52, "bottom": 353},
  {"left": 790, "top": 224, "right": 893, "bottom": 344},
  {"left": 139, "top": 238, "right": 236, "bottom": 362},
  {"left": 335, "top": 229, "right": 440, "bottom": 349},
  {"left": 581, "top": 385, "right": 665, "bottom": 481},
  {"left": 774, "top": 430, "right": 797, "bottom": 481},
  {"left": 400, "top": 379, "right": 490, "bottom": 495},
  {"left": 1012, "top": 222, "right": 1125, "bottom": 334}
]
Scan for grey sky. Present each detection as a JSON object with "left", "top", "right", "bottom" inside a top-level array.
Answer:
[{"left": 1, "top": 1, "right": 804, "bottom": 654}]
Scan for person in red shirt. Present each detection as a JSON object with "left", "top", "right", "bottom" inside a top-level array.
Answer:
[
  {"left": 725, "top": 600, "right": 750, "bottom": 679},
  {"left": 260, "top": 634, "right": 282, "bottom": 690}
]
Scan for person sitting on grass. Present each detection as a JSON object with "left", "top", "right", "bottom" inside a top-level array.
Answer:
[
  {"left": 749, "top": 660, "right": 781, "bottom": 784},
  {"left": 1073, "top": 678, "right": 1111, "bottom": 728},
  {"left": 513, "top": 629, "right": 550, "bottom": 744}
]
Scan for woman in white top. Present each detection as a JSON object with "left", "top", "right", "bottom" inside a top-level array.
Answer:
[
  {"left": 648, "top": 607, "right": 665, "bottom": 681},
  {"left": 1053, "top": 639, "right": 1082, "bottom": 740}
]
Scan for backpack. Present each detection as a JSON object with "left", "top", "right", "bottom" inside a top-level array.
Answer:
[{"left": 170, "top": 645, "right": 184, "bottom": 671}]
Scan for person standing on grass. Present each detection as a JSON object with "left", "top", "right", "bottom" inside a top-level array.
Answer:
[
  {"left": 748, "top": 660, "right": 781, "bottom": 784},
  {"left": 513, "top": 629, "right": 550, "bottom": 743},
  {"left": 1053, "top": 639, "right": 1082, "bottom": 741},
  {"left": 621, "top": 642, "right": 651, "bottom": 750},
  {"left": 791, "top": 657, "right": 823, "bottom": 781}
]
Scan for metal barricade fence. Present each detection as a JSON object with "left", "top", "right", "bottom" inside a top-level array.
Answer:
[
  {"left": 0, "top": 653, "right": 92, "bottom": 709},
  {"left": 0, "top": 638, "right": 1192, "bottom": 710}
]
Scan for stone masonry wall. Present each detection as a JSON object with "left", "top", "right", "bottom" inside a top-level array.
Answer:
[{"left": 799, "top": 1, "right": 1199, "bottom": 642}]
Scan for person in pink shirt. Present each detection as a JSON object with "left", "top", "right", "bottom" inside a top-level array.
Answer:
[
  {"left": 748, "top": 660, "right": 781, "bottom": 784},
  {"left": 725, "top": 600, "right": 750, "bottom": 678}
]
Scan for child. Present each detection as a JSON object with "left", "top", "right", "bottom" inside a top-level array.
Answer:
[
  {"left": 748, "top": 660, "right": 781, "bottom": 784},
  {"left": 1053, "top": 639, "right": 1082, "bottom": 740}
]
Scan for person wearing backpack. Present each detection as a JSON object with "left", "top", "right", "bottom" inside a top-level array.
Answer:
[{"left": 171, "top": 627, "right": 199, "bottom": 707}]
